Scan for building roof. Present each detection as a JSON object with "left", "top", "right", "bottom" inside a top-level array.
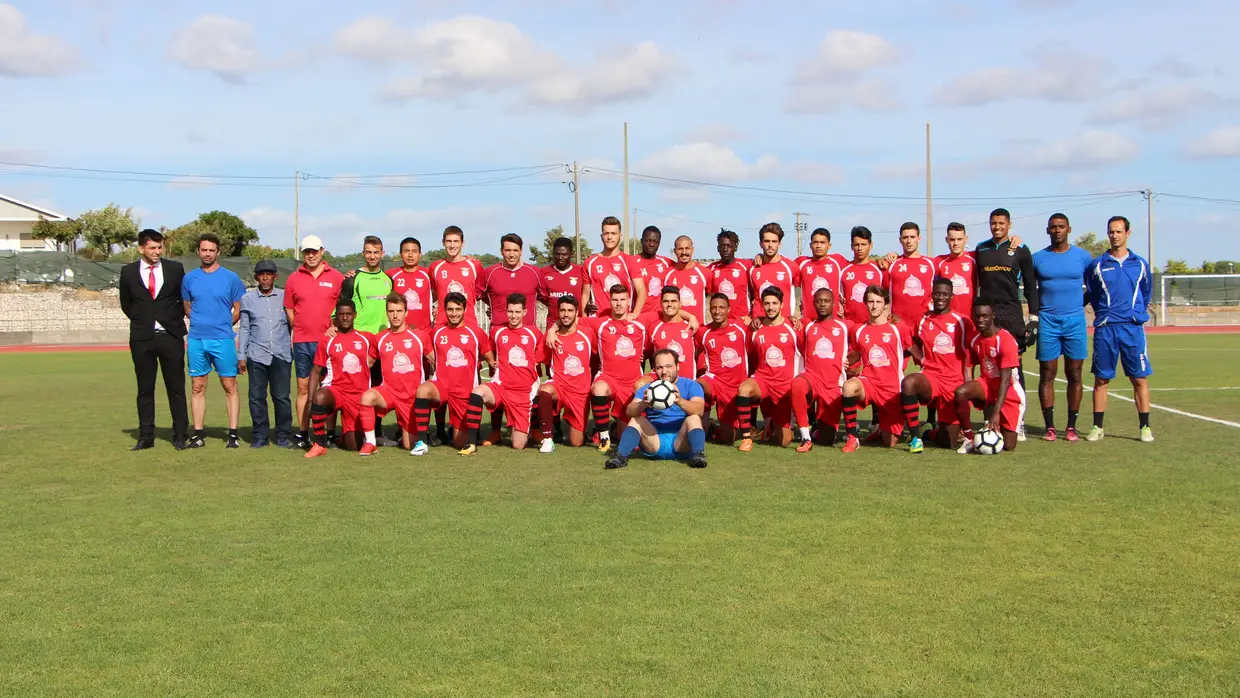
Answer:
[{"left": 0, "top": 194, "right": 67, "bottom": 222}]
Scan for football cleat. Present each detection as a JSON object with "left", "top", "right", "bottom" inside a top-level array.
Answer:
[
  {"left": 358, "top": 443, "right": 378, "bottom": 457},
  {"left": 304, "top": 444, "right": 328, "bottom": 459},
  {"left": 908, "top": 435, "right": 924, "bottom": 454},
  {"left": 539, "top": 438, "right": 555, "bottom": 454},
  {"left": 1064, "top": 427, "right": 1080, "bottom": 442},
  {"left": 409, "top": 441, "right": 429, "bottom": 456},
  {"left": 1140, "top": 426, "right": 1154, "bottom": 443},
  {"left": 1042, "top": 427, "right": 1057, "bottom": 442},
  {"left": 225, "top": 435, "right": 240, "bottom": 449},
  {"left": 186, "top": 434, "right": 206, "bottom": 449},
  {"left": 795, "top": 438, "right": 813, "bottom": 453},
  {"left": 604, "top": 454, "right": 629, "bottom": 470},
  {"left": 841, "top": 435, "right": 860, "bottom": 453},
  {"left": 1016, "top": 422, "right": 1027, "bottom": 442},
  {"left": 1085, "top": 426, "right": 1105, "bottom": 442},
  {"left": 458, "top": 443, "right": 477, "bottom": 456},
  {"left": 596, "top": 435, "right": 611, "bottom": 453},
  {"left": 737, "top": 438, "right": 753, "bottom": 452},
  {"left": 687, "top": 453, "right": 708, "bottom": 469}
]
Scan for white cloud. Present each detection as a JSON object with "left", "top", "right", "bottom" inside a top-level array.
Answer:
[
  {"left": 167, "top": 15, "right": 261, "bottom": 83},
  {"left": 785, "top": 77, "right": 899, "bottom": 114},
  {"left": 637, "top": 142, "right": 778, "bottom": 182},
  {"left": 0, "top": 4, "right": 78, "bottom": 77},
  {"left": 686, "top": 124, "right": 749, "bottom": 143},
  {"left": 1185, "top": 125, "right": 1240, "bottom": 160},
  {"left": 784, "top": 30, "right": 900, "bottom": 114},
  {"left": 1089, "top": 84, "right": 1221, "bottom": 129},
  {"left": 336, "top": 15, "right": 676, "bottom": 110},
  {"left": 1023, "top": 131, "right": 1139, "bottom": 170},
  {"left": 930, "top": 52, "right": 1108, "bottom": 107}
]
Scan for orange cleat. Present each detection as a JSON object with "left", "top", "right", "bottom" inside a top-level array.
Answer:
[
  {"left": 795, "top": 438, "right": 813, "bottom": 453},
  {"left": 737, "top": 438, "right": 754, "bottom": 452},
  {"left": 841, "top": 435, "right": 861, "bottom": 453},
  {"left": 304, "top": 444, "right": 328, "bottom": 459},
  {"left": 358, "top": 443, "right": 378, "bottom": 456},
  {"left": 482, "top": 430, "right": 503, "bottom": 447}
]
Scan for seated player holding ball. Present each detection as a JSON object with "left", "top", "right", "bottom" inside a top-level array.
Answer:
[
  {"left": 954, "top": 297, "right": 1025, "bottom": 454},
  {"left": 604, "top": 349, "right": 709, "bottom": 470}
]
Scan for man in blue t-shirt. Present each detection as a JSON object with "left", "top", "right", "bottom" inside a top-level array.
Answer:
[
  {"left": 604, "top": 348, "right": 708, "bottom": 470},
  {"left": 182, "top": 233, "right": 247, "bottom": 448},
  {"left": 1031, "top": 213, "right": 1095, "bottom": 442}
]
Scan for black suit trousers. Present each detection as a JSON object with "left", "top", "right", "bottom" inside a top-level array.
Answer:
[{"left": 131, "top": 331, "right": 189, "bottom": 439}]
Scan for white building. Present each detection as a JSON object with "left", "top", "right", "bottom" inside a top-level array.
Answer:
[{"left": 0, "top": 194, "right": 67, "bottom": 252}]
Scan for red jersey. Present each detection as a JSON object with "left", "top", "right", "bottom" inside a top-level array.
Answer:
[
  {"left": 632, "top": 254, "right": 673, "bottom": 316},
  {"left": 708, "top": 259, "right": 754, "bottom": 321},
  {"left": 480, "top": 263, "right": 544, "bottom": 328},
  {"left": 840, "top": 261, "right": 888, "bottom": 325},
  {"left": 431, "top": 324, "right": 491, "bottom": 396},
  {"left": 370, "top": 327, "right": 432, "bottom": 400},
  {"left": 662, "top": 263, "right": 712, "bottom": 325},
  {"left": 853, "top": 321, "right": 912, "bottom": 390},
  {"left": 540, "top": 328, "right": 594, "bottom": 396},
  {"left": 283, "top": 263, "right": 346, "bottom": 342},
  {"left": 314, "top": 329, "right": 375, "bottom": 394},
  {"left": 934, "top": 252, "right": 977, "bottom": 318},
  {"left": 539, "top": 263, "right": 586, "bottom": 307},
  {"left": 696, "top": 321, "right": 750, "bottom": 386},
  {"left": 802, "top": 317, "right": 850, "bottom": 390},
  {"left": 428, "top": 258, "right": 485, "bottom": 324},
  {"left": 749, "top": 257, "right": 800, "bottom": 318},
  {"left": 916, "top": 311, "right": 973, "bottom": 384},
  {"left": 587, "top": 315, "right": 647, "bottom": 383},
  {"left": 887, "top": 256, "right": 936, "bottom": 324},
  {"left": 796, "top": 256, "right": 845, "bottom": 320},
  {"left": 583, "top": 252, "right": 637, "bottom": 314},
  {"left": 647, "top": 319, "right": 698, "bottom": 379},
  {"left": 490, "top": 324, "right": 543, "bottom": 391},
  {"left": 386, "top": 267, "right": 434, "bottom": 328},
  {"left": 750, "top": 321, "right": 803, "bottom": 388},
  {"left": 970, "top": 329, "right": 1021, "bottom": 393}
]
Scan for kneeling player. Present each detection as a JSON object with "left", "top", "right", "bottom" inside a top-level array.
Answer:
[
  {"left": 604, "top": 349, "right": 708, "bottom": 470},
  {"left": 954, "top": 298, "right": 1025, "bottom": 453},
  {"left": 358, "top": 294, "right": 432, "bottom": 455},
  {"left": 736, "top": 287, "right": 801, "bottom": 451},
  {"left": 460, "top": 293, "right": 543, "bottom": 453},
  {"left": 901, "top": 278, "right": 973, "bottom": 453},
  {"left": 537, "top": 295, "right": 593, "bottom": 451},
  {"left": 697, "top": 293, "right": 749, "bottom": 444},
  {"left": 409, "top": 292, "right": 496, "bottom": 455},
  {"left": 306, "top": 300, "right": 375, "bottom": 458},
  {"left": 840, "top": 286, "right": 912, "bottom": 452},
  {"left": 791, "top": 288, "right": 849, "bottom": 452},
  {"left": 586, "top": 285, "right": 648, "bottom": 451}
]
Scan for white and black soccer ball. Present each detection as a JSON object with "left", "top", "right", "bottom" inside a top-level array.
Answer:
[
  {"left": 646, "top": 380, "right": 678, "bottom": 411},
  {"left": 973, "top": 429, "right": 1005, "bottom": 455}
]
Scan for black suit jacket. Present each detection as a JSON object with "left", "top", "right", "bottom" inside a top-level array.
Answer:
[{"left": 119, "top": 259, "right": 188, "bottom": 341}]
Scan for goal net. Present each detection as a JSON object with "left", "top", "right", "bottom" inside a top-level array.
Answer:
[{"left": 1158, "top": 274, "right": 1240, "bottom": 326}]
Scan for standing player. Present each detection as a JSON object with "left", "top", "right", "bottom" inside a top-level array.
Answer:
[
  {"left": 387, "top": 237, "right": 434, "bottom": 330},
  {"left": 748, "top": 223, "right": 799, "bottom": 321},
  {"left": 586, "top": 285, "right": 649, "bottom": 451},
  {"left": 632, "top": 226, "right": 673, "bottom": 317},
  {"left": 735, "top": 287, "right": 802, "bottom": 451},
  {"left": 358, "top": 294, "right": 432, "bottom": 455},
  {"left": 536, "top": 295, "right": 593, "bottom": 452},
  {"left": 583, "top": 216, "right": 646, "bottom": 318},
  {"left": 480, "top": 233, "right": 544, "bottom": 329},
  {"left": 901, "top": 278, "right": 973, "bottom": 453},
  {"left": 795, "top": 229, "right": 845, "bottom": 322},
  {"left": 790, "top": 288, "right": 849, "bottom": 452},
  {"left": 955, "top": 298, "right": 1025, "bottom": 454},
  {"left": 839, "top": 286, "right": 913, "bottom": 452},
  {"left": 429, "top": 226, "right": 485, "bottom": 326},
  {"left": 1032, "top": 213, "right": 1094, "bottom": 441},
  {"left": 305, "top": 300, "right": 375, "bottom": 458},
  {"left": 696, "top": 293, "right": 750, "bottom": 444},
  {"left": 661, "top": 236, "right": 711, "bottom": 326},
  {"left": 539, "top": 236, "right": 588, "bottom": 322},
  {"left": 644, "top": 287, "right": 699, "bottom": 379},
  {"left": 886, "top": 222, "right": 936, "bottom": 325},
  {"left": 934, "top": 222, "right": 976, "bottom": 319},
  {"left": 182, "top": 233, "right": 246, "bottom": 449},
  {"left": 1084, "top": 215, "right": 1154, "bottom": 443},
  {"left": 604, "top": 349, "right": 709, "bottom": 470},
  {"left": 460, "top": 293, "right": 543, "bottom": 453},
  {"left": 409, "top": 292, "right": 496, "bottom": 455},
  {"left": 340, "top": 235, "right": 395, "bottom": 443},
  {"left": 284, "top": 235, "right": 346, "bottom": 449},
  {"left": 839, "top": 227, "right": 887, "bottom": 327},
  {"left": 708, "top": 229, "right": 753, "bottom": 323}
]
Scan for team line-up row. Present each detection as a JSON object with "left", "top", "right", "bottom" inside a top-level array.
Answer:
[{"left": 119, "top": 210, "right": 1156, "bottom": 465}]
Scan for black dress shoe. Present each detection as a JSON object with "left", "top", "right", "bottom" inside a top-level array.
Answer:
[
  {"left": 173, "top": 439, "right": 189, "bottom": 451},
  {"left": 131, "top": 439, "right": 155, "bottom": 451}
]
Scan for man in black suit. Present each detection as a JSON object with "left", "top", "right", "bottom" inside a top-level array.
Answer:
[{"left": 119, "top": 228, "right": 190, "bottom": 450}]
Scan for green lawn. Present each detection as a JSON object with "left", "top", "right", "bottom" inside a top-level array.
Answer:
[{"left": 1, "top": 335, "right": 1238, "bottom": 696}]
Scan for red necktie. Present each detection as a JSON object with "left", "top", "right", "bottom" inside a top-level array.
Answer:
[{"left": 148, "top": 266, "right": 157, "bottom": 299}]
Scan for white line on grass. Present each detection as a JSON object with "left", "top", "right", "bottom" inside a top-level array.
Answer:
[
  {"left": 1022, "top": 370, "right": 1240, "bottom": 429},
  {"left": 1024, "top": 386, "right": 1240, "bottom": 392}
]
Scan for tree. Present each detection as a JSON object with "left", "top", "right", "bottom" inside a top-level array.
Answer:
[
  {"left": 527, "top": 225, "right": 593, "bottom": 265},
  {"left": 80, "top": 204, "right": 139, "bottom": 254},
  {"left": 1202, "top": 261, "right": 1217, "bottom": 274},
  {"left": 31, "top": 215, "right": 82, "bottom": 252},
  {"left": 1072, "top": 232, "right": 1108, "bottom": 258},
  {"left": 242, "top": 245, "right": 296, "bottom": 262},
  {"left": 1163, "top": 259, "right": 1193, "bottom": 275}
]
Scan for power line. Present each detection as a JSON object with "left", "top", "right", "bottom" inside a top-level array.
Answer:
[
  {"left": 1160, "top": 192, "right": 1240, "bottom": 206},
  {"left": 0, "top": 159, "right": 566, "bottom": 180}
]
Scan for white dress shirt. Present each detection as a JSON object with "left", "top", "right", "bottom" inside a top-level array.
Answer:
[{"left": 142, "top": 260, "right": 166, "bottom": 331}]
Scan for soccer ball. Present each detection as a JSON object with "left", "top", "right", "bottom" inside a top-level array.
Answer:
[
  {"left": 646, "top": 380, "right": 678, "bottom": 411},
  {"left": 972, "top": 429, "right": 1005, "bottom": 455}
]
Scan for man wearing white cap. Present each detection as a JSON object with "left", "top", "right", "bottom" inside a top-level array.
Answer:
[{"left": 282, "top": 235, "right": 346, "bottom": 448}]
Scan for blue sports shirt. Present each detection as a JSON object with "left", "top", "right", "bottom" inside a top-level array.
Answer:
[
  {"left": 637, "top": 376, "right": 705, "bottom": 428},
  {"left": 183, "top": 266, "right": 246, "bottom": 339},
  {"left": 1031, "top": 245, "right": 1093, "bottom": 317},
  {"left": 1085, "top": 251, "right": 1152, "bottom": 327}
]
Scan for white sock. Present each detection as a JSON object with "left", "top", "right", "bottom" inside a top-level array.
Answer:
[
  {"left": 364, "top": 430, "right": 376, "bottom": 446},
  {"left": 799, "top": 426, "right": 811, "bottom": 441}
]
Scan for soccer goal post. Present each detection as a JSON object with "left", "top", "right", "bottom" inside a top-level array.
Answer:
[{"left": 1159, "top": 274, "right": 1240, "bottom": 325}]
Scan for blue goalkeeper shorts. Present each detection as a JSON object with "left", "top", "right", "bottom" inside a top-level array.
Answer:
[
  {"left": 1036, "top": 313, "right": 1088, "bottom": 362},
  {"left": 640, "top": 427, "right": 684, "bottom": 460},
  {"left": 1091, "top": 323, "right": 1152, "bottom": 380}
]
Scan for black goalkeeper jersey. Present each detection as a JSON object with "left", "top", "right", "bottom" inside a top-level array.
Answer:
[{"left": 975, "top": 237, "right": 1040, "bottom": 317}]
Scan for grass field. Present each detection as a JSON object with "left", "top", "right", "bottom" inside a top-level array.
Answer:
[{"left": 2, "top": 334, "right": 1239, "bottom": 696}]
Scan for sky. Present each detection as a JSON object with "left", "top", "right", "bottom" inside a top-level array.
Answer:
[{"left": 3, "top": 0, "right": 1240, "bottom": 265}]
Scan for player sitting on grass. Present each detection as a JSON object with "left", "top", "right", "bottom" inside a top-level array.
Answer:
[
  {"left": 604, "top": 349, "right": 708, "bottom": 470},
  {"left": 954, "top": 298, "right": 1025, "bottom": 454},
  {"left": 305, "top": 300, "right": 375, "bottom": 458},
  {"left": 357, "top": 294, "right": 432, "bottom": 455},
  {"left": 901, "top": 278, "right": 973, "bottom": 453}
]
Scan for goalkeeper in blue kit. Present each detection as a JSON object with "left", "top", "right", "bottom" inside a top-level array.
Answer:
[{"left": 605, "top": 349, "right": 709, "bottom": 470}]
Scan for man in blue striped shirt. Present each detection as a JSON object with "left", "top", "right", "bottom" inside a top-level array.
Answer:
[
  {"left": 239, "top": 260, "right": 294, "bottom": 448},
  {"left": 1084, "top": 215, "right": 1154, "bottom": 443}
]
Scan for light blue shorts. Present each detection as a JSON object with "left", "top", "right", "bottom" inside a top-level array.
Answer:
[
  {"left": 188, "top": 338, "right": 238, "bottom": 378},
  {"left": 1091, "top": 323, "right": 1152, "bottom": 380},
  {"left": 1036, "top": 313, "right": 1089, "bottom": 362},
  {"left": 640, "top": 429, "right": 684, "bottom": 460}
]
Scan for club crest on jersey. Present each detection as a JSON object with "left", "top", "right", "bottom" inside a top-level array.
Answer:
[
  {"left": 575, "top": 341, "right": 585, "bottom": 351},
  {"left": 726, "top": 332, "right": 736, "bottom": 341},
  {"left": 945, "top": 322, "right": 956, "bottom": 332},
  {"left": 779, "top": 334, "right": 788, "bottom": 342},
  {"left": 775, "top": 272, "right": 785, "bottom": 281},
  {"left": 865, "top": 271, "right": 875, "bottom": 280},
  {"left": 459, "top": 335, "right": 470, "bottom": 345},
  {"left": 403, "top": 339, "right": 413, "bottom": 348},
  {"left": 831, "top": 327, "right": 840, "bottom": 336},
  {"left": 353, "top": 341, "right": 362, "bottom": 350},
  {"left": 732, "top": 269, "right": 740, "bottom": 278},
  {"left": 625, "top": 325, "right": 634, "bottom": 334},
  {"left": 462, "top": 268, "right": 471, "bottom": 276},
  {"left": 882, "top": 333, "right": 892, "bottom": 342},
  {"left": 680, "top": 330, "right": 690, "bottom": 339},
  {"left": 962, "top": 263, "right": 971, "bottom": 271},
  {"left": 612, "top": 263, "right": 621, "bottom": 271},
  {"left": 415, "top": 279, "right": 423, "bottom": 287},
  {"left": 520, "top": 336, "right": 528, "bottom": 345},
  {"left": 570, "top": 278, "right": 577, "bottom": 286}
]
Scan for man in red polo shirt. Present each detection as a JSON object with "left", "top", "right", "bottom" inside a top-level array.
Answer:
[
  {"left": 282, "top": 234, "right": 345, "bottom": 449},
  {"left": 480, "top": 233, "right": 544, "bottom": 329}
]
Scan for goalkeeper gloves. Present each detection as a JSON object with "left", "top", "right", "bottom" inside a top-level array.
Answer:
[{"left": 1023, "top": 315, "right": 1039, "bottom": 347}]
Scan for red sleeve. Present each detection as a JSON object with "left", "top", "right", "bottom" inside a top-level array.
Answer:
[
  {"left": 369, "top": 334, "right": 382, "bottom": 361},
  {"left": 313, "top": 336, "right": 328, "bottom": 368},
  {"left": 999, "top": 332, "right": 1020, "bottom": 369},
  {"left": 385, "top": 267, "right": 399, "bottom": 279},
  {"left": 477, "top": 330, "right": 493, "bottom": 356},
  {"left": 282, "top": 275, "right": 296, "bottom": 309},
  {"left": 478, "top": 265, "right": 493, "bottom": 297},
  {"left": 419, "top": 330, "right": 434, "bottom": 358},
  {"left": 581, "top": 257, "right": 593, "bottom": 284}
]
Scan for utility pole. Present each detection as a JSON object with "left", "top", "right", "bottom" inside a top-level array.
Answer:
[
  {"left": 623, "top": 122, "right": 630, "bottom": 254},
  {"left": 294, "top": 171, "right": 301, "bottom": 260},
  {"left": 925, "top": 123, "right": 933, "bottom": 257},
  {"left": 794, "top": 212, "right": 808, "bottom": 257},
  {"left": 572, "top": 161, "right": 582, "bottom": 264},
  {"left": 1145, "top": 188, "right": 1155, "bottom": 274}
]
